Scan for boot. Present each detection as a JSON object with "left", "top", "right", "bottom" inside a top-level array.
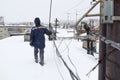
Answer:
[
  {"left": 39, "top": 61, "right": 44, "bottom": 66},
  {"left": 35, "top": 58, "right": 38, "bottom": 63}
]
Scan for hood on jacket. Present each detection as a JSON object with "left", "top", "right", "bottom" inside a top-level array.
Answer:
[{"left": 34, "top": 17, "right": 41, "bottom": 27}]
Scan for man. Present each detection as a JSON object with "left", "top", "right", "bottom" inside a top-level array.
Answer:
[{"left": 30, "top": 17, "right": 52, "bottom": 65}]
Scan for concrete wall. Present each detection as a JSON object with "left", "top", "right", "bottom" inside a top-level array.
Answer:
[{"left": 0, "top": 26, "right": 32, "bottom": 40}]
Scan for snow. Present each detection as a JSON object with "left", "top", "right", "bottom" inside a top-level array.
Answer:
[{"left": 0, "top": 28, "right": 98, "bottom": 80}]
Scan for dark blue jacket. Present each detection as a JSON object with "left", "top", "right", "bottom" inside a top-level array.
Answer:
[{"left": 30, "top": 26, "right": 52, "bottom": 49}]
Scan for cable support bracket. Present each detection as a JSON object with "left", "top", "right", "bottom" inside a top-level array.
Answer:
[{"left": 90, "top": 32, "right": 120, "bottom": 51}]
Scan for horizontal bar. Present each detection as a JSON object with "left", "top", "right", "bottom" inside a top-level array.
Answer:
[{"left": 86, "top": 14, "right": 101, "bottom": 17}]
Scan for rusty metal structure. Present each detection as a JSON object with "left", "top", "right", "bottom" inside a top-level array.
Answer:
[
  {"left": 101, "top": 0, "right": 120, "bottom": 80},
  {"left": 75, "top": 0, "right": 120, "bottom": 80},
  {"left": 99, "top": 0, "right": 120, "bottom": 80}
]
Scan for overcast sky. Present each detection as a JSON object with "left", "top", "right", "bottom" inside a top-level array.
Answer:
[{"left": 0, "top": 0, "right": 99, "bottom": 23}]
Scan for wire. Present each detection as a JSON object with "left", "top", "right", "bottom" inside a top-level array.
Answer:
[
  {"left": 54, "top": 31, "right": 81, "bottom": 79},
  {"left": 86, "top": 46, "right": 116, "bottom": 77},
  {"left": 58, "top": 38, "right": 64, "bottom": 49},
  {"left": 55, "top": 35, "right": 81, "bottom": 80},
  {"left": 48, "top": 1, "right": 65, "bottom": 79},
  {"left": 48, "top": 0, "right": 80, "bottom": 79},
  {"left": 64, "top": 39, "right": 81, "bottom": 80},
  {"left": 53, "top": 47, "right": 65, "bottom": 80},
  {"left": 68, "top": 55, "right": 81, "bottom": 80},
  {"left": 67, "top": 0, "right": 85, "bottom": 12},
  {"left": 53, "top": 39, "right": 81, "bottom": 80},
  {"left": 60, "top": 39, "right": 72, "bottom": 53}
]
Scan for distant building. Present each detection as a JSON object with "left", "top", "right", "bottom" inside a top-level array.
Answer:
[
  {"left": 0, "top": 16, "right": 4, "bottom": 25},
  {"left": 0, "top": 26, "right": 10, "bottom": 39}
]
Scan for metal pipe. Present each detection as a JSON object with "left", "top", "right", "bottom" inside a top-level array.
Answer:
[
  {"left": 86, "top": 14, "right": 101, "bottom": 17},
  {"left": 49, "top": 0, "right": 52, "bottom": 27}
]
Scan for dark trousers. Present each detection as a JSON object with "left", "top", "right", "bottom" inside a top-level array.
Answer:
[{"left": 34, "top": 48, "right": 44, "bottom": 63}]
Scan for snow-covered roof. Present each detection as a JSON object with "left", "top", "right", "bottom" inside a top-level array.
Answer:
[{"left": 0, "top": 28, "right": 98, "bottom": 80}]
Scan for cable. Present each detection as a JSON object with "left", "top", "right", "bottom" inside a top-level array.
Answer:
[
  {"left": 58, "top": 38, "right": 64, "bottom": 49},
  {"left": 64, "top": 39, "right": 81, "bottom": 80},
  {"left": 48, "top": 1, "right": 65, "bottom": 79},
  {"left": 68, "top": 55, "right": 81, "bottom": 80},
  {"left": 67, "top": 0, "right": 85, "bottom": 12},
  {"left": 53, "top": 39, "right": 81, "bottom": 80},
  {"left": 86, "top": 48, "right": 116, "bottom": 76},
  {"left": 56, "top": 35, "right": 81, "bottom": 80},
  {"left": 53, "top": 47, "right": 65, "bottom": 80},
  {"left": 55, "top": 32, "right": 81, "bottom": 79},
  {"left": 60, "top": 39, "right": 72, "bottom": 53},
  {"left": 48, "top": 0, "right": 80, "bottom": 79}
]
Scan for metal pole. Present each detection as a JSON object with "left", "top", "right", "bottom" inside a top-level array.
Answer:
[
  {"left": 49, "top": 0, "right": 53, "bottom": 40},
  {"left": 106, "top": 0, "right": 120, "bottom": 80},
  {"left": 55, "top": 18, "right": 58, "bottom": 39},
  {"left": 49, "top": 0, "right": 52, "bottom": 27},
  {"left": 86, "top": 14, "right": 101, "bottom": 17},
  {"left": 76, "top": 10, "right": 78, "bottom": 24},
  {"left": 99, "top": 24, "right": 107, "bottom": 80},
  {"left": 87, "top": 37, "right": 90, "bottom": 54},
  {"left": 99, "top": 0, "right": 107, "bottom": 79},
  {"left": 66, "top": 13, "right": 71, "bottom": 29}
]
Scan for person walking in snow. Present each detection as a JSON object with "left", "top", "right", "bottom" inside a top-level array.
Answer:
[{"left": 30, "top": 17, "right": 52, "bottom": 65}]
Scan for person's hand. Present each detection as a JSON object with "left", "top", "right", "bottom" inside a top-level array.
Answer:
[{"left": 30, "top": 42, "right": 34, "bottom": 47}]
